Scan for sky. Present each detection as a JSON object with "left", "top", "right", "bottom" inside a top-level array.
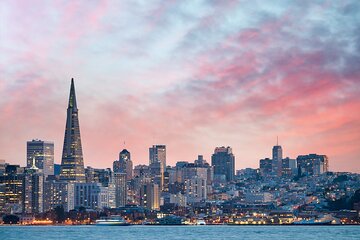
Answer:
[{"left": 0, "top": 0, "right": 359, "bottom": 173}]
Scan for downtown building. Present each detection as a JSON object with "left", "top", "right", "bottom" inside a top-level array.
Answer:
[
  {"left": 43, "top": 180, "right": 75, "bottom": 212},
  {"left": 272, "top": 143, "right": 283, "bottom": 177},
  {"left": 169, "top": 192, "right": 187, "bottom": 207},
  {"left": 60, "top": 79, "right": 86, "bottom": 183},
  {"left": 185, "top": 176, "right": 207, "bottom": 203},
  {"left": 22, "top": 160, "right": 44, "bottom": 214},
  {"left": 113, "top": 149, "right": 133, "bottom": 181},
  {"left": 140, "top": 183, "right": 160, "bottom": 210},
  {"left": 113, "top": 172, "right": 127, "bottom": 207},
  {"left": 149, "top": 145, "right": 166, "bottom": 191},
  {"left": 297, "top": 154, "right": 329, "bottom": 176},
  {"left": 132, "top": 164, "right": 151, "bottom": 205},
  {"left": 179, "top": 156, "right": 213, "bottom": 184},
  {"left": 0, "top": 164, "right": 24, "bottom": 213},
  {"left": 73, "top": 182, "right": 115, "bottom": 210},
  {"left": 259, "top": 158, "right": 272, "bottom": 177},
  {"left": 85, "top": 167, "right": 112, "bottom": 187},
  {"left": 211, "top": 146, "right": 235, "bottom": 182},
  {"left": 281, "top": 157, "right": 297, "bottom": 177},
  {"left": 26, "top": 139, "right": 54, "bottom": 178},
  {"left": 134, "top": 165, "right": 151, "bottom": 178}
]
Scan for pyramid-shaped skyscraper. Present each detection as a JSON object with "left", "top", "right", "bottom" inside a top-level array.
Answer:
[{"left": 60, "top": 78, "right": 85, "bottom": 182}]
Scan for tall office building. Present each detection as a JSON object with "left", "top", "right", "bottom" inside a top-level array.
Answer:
[
  {"left": 149, "top": 145, "right": 166, "bottom": 190},
  {"left": 22, "top": 160, "right": 44, "bottom": 214},
  {"left": 113, "top": 149, "right": 133, "bottom": 180},
  {"left": 272, "top": 141, "right": 283, "bottom": 177},
  {"left": 60, "top": 79, "right": 86, "bottom": 183},
  {"left": 26, "top": 140, "right": 54, "bottom": 177},
  {"left": 211, "top": 146, "right": 235, "bottom": 182},
  {"left": 113, "top": 172, "right": 127, "bottom": 207}
]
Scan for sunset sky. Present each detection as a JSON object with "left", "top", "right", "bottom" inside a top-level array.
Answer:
[{"left": 0, "top": 0, "right": 359, "bottom": 172}]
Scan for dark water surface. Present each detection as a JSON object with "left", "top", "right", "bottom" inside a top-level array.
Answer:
[{"left": 0, "top": 225, "right": 359, "bottom": 240}]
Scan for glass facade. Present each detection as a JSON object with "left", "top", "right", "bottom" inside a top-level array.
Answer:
[
  {"left": 60, "top": 79, "right": 86, "bottom": 183},
  {"left": 26, "top": 140, "right": 54, "bottom": 177}
]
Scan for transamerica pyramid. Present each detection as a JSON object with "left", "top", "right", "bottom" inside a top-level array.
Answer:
[{"left": 60, "top": 78, "right": 86, "bottom": 182}]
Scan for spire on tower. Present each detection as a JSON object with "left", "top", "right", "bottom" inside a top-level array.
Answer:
[
  {"left": 30, "top": 157, "right": 38, "bottom": 170},
  {"left": 60, "top": 78, "right": 85, "bottom": 183},
  {"left": 68, "top": 78, "right": 77, "bottom": 109}
]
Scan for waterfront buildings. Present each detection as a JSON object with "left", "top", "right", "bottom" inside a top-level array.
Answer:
[
  {"left": 211, "top": 147, "right": 235, "bottom": 182},
  {"left": 26, "top": 140, "right": 54, "bottom": 178},
  {"left": 60, "top": 79, "right": 86, "bottom": 183},
  {"left": 2, "top": 79, "right": 359, "bottom": 225}
]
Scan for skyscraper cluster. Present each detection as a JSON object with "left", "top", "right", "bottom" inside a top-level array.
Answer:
[
  {"left": 259, "top": 141, "right": 329, "bottom": 178},
  {"left": 0, "top": 79, "right": 335, "bottom": 219}
]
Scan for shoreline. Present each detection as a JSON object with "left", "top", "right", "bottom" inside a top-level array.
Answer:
[{"left": 1, "top": 224, "right": 359, "bottom": 226}]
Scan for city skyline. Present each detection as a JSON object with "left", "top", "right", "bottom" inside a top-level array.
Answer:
[{"left": 1, "top": 1, "right": 360, "bottom": 173}]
